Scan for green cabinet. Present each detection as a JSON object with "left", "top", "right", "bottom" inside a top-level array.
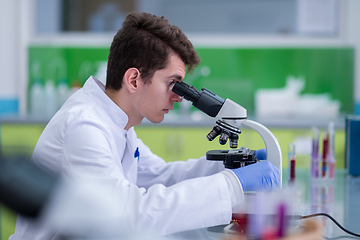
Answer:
[
  {"left": 0, "top": 124, "right": 46, "bottom": 158},
  {"left": 135, "top": 126, "right": 345, "bottom": 169},
  {"left": 0, "top": 122, "right": 346, "bottom": 168}
]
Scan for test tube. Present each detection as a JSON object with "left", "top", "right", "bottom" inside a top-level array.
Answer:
[
  {"left": 288, "top": 143, "right": 296, "bottom": 183},
  {"left": 311, "top": 128, "right": 320, "bottom": 178},
  {"left": 322, "top": 132, "right": 329, "bottom": 178},
  {"left": 276, "top": 202, "right": 287, "bottom": 238},
  {"left": 328, "top": 122, "right": 336, "bottom": 179},
  {"left": 247, "top": 193, "right": 266, "bottom": 239}
]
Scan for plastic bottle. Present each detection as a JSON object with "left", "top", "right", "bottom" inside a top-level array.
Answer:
[
  {"left": 57, "top": 78, "right": 70, "bottom": 109},
  {"left": 44, "top": 80, "right": 57, "bottom": 117},
  {"left": 29, "top": 78, "right": 45, "bottom": 117}
]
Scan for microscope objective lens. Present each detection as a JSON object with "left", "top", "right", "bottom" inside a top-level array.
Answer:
[
  {"left": 206, "top": 126, "right": 222, "bottom": 141},
  {"left": 229, "top": 141, "right": 238, "bottom": 149},
  {"left": 219, "top": 132, "right": 229, "bottom": 145},
  {"left": 229, "top": 134, "right": 239, "bottom": 148}
]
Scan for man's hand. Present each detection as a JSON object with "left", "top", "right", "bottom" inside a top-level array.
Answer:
[
  {"left": 254, "top": 148, "right": 266, "bottom": 160},
  {"left": 230, "top": 161, "right": 279, "bottom": 191}
]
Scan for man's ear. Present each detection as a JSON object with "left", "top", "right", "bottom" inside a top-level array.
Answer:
[{"left": 123, "top": 68, "right": 141, "bottom": 93}]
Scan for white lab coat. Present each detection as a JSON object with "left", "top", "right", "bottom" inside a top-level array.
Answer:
[{"left": 10, "top": 76, "right": 243, "bottom": 239}]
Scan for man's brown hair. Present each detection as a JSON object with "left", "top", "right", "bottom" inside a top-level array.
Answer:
[{"left": 106, "top": 12, "right": 200, "bottom": 90}]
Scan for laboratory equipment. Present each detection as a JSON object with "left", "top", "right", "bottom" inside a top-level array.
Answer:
[
  {"left": 172, "top": 81, "right": 282, "bottom": 182},
  {"left": 0, "top": 155, "right": 57, "bottom": 218},
  {"left": 345, "top": 116, "right": 360, "bottom": 176},
  {"left": 288, "top": 143, "right": 296, "bottom": 183},
  {"left": 206, "top": 147, "right": 258, "bottom": 169}
]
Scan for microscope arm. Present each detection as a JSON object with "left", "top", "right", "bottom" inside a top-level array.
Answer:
[
  {"left": 216, "top": 100, "right": 282, "bottom": 185},
  {"left": 241, "top": 120, "right": 283, "bottom": 186}
]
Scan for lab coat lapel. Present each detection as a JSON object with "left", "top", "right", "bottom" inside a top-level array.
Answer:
[{"left": 122, "top": 130, "right": 138, "bottom": 184}]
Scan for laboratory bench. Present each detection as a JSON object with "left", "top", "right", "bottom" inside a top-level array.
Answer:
[{"left": 1, "top": 169, "right": 360, "bottom": 240}]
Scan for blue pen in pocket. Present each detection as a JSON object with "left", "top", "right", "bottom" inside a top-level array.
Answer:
[{"left": 134, "top": 147, "right": 140, "bottom": 162}]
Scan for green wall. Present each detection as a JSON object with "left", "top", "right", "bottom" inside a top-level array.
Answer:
[
  {"left": 28, "top": 46, "right": 354, "bottom": 115},
  {"left": 195, "top": 47, "right": 354, "bottom": 115}
]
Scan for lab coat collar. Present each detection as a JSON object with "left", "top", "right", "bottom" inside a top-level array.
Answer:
[{"left": 83, "top": 76, "right": 129, "bottom": 132}]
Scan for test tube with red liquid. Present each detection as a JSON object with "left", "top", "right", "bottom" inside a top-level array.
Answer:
[
  {"left": 288, "top": 143, "right": 296, "bottom": 183},
  {"left": 322, "top": 132, "right": 329, "bottom": 178}
]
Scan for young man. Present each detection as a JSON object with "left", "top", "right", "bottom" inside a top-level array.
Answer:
[{"left": 11, "top": 12, "right": 279, "bottom": 239}]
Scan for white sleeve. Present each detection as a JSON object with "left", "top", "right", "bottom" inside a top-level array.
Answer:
[
  {"left": 43, "top": 172, "right": 233, "bottom": 238},
  {"left": 221, "top": 169, "right": 245, "bottom": 208}
]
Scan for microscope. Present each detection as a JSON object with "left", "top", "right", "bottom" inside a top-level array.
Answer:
[{"left": 172, "top": 81, "right": 282, "bottom": 183}]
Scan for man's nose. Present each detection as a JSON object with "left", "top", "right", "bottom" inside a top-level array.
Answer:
[{"left": 173, "top": 93, "right": 183, "bottom": 103}]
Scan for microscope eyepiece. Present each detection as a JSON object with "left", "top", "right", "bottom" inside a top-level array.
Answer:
[
  {"left": 172, "top": 81, "right": 201, "bottom": 104},
  {"left": 172, "top": 81, "right": 225, "bottom": 118}
]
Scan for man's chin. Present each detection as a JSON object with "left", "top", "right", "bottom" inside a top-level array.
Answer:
[{"left": 147, "top": 116, "right": 164, "bottom": 124}]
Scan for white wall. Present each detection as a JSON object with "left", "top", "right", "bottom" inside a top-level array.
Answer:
[{"left": 0, "top": 0, "right": 20, "bottom": 98}]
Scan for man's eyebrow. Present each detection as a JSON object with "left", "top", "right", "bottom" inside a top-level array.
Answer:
[{"left": 169, "top": 74, "right": 183, "bottom": 81}]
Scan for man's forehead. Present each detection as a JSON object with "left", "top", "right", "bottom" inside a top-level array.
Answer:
[{"left": 164, "top": 53, "right": 185, "bottom": 72}]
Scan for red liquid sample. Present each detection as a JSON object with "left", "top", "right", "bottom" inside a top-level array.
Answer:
[{"left": 290, "top": 159, "right": 296, "bottom": 182}]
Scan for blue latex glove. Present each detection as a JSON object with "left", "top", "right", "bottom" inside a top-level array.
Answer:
[
  {"left": 254, "top": 148, "right": 266, "bottom": 160},
  {"left": 230, "top": 161, "right": 279, "bottom": 192}
]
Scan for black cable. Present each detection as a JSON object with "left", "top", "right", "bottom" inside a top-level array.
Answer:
[
  {"left": 324, "top": 236, "right": 360, "bottom": 240},
  {"left": 301, "top": 213, "right": 360, "bottom": 238}
]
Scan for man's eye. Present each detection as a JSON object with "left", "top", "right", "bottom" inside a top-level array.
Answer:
[{"left": 168, "top": 81, "right": 176, "bottom": 87}]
